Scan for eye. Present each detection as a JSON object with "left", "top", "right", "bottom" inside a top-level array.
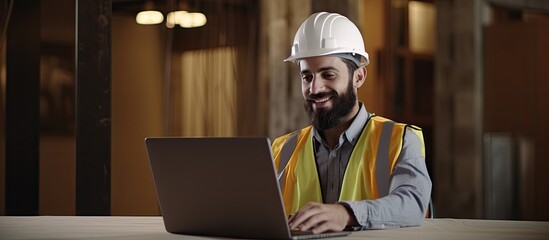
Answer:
[
  {"left": 321, "top": 72, "right": 337, "bottom": 80},
  {"left": 301, "top": 74, "right": 313, "bottom": 83}
]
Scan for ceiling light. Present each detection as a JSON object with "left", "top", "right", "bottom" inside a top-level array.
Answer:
[
  {"left": 166, "top": 11, "right": 188, "bottom": 28},
  {"left": 136, "top": 10, "right": 164, "bottom": 25},
  {"left": 136, "top": 1, "right": 163, "bottom": 25},
  {"left": 179, "top": 12, "right": 207, "bottom": 28}
]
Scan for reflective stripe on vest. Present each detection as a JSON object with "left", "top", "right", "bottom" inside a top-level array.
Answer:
[
  {"left": 271, "top": 116, "right": 424, "bottom": 215},
  {"left": 277, "top": 130, "right": 299, "bottom": 188}
]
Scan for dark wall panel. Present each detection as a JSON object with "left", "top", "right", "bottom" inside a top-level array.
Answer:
[
  {"left": 75, "top": 0, "right": 112, "bottom": 216},
  {"left": 5, "top": 0, "right": 41, "bottom": 216}
]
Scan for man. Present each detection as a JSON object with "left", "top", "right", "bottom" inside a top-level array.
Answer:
[{"left": 271, "top": 12, "right": 432, "bottom": 234}]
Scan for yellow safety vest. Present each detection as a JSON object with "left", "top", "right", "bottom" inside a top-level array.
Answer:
[{"left": 271, "top": 116, "right": 425, "bottom": 215}]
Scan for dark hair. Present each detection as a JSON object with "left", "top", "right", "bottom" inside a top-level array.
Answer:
[
  {"left": 341, "top": 57, "right": 359, "bottom": 82},
  {"left": 297, "top": 55, "right": 360, "bottom": 82}
]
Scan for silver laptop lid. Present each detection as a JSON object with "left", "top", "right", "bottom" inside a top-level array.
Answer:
[{"left": 145, "top": 137, "right": 292, "bottom": 239}]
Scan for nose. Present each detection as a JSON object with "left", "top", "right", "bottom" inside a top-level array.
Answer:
[{"left": 309, "top": 75, "right": 324, "bottom": 95}]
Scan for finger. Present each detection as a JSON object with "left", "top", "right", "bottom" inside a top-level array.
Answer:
[
  {"left": 289, "top": 211, "right": 309, "bottom": 230},
  {"left": 288, "top": 204, "right": 311, "bottom": 227},
  {"left": 310, "top": 215, "right": 348, "bottom": 234},
  {"left": 288, "top": 217, "right": 300, "bottom": 229},
  {"left": 303, "top": 204, "right": 349, "bottom": 233},
  {"left": 289, "top": 204, "right": 324, "bottom": 229},
  {"left": 311, "top": 221, "right": 338, "bottom": 234},
  {"left": 288, "top": 210, "right": 305, "bottom": 229},
  {"left": 299, "top": 211, "right": 329, "bottom": 231}
]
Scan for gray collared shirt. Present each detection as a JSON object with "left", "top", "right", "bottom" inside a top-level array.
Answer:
[{"left": 311, "top": 103, "right": 432, "bottom": 229}]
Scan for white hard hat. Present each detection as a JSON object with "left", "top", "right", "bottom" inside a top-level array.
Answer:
[{"left": 285, "top": 12, "right": 369, "bottom": 66}]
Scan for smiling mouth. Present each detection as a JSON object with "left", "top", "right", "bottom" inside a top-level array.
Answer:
[{"left": 308, "top": 96, "right": 333, "bottom": 104}]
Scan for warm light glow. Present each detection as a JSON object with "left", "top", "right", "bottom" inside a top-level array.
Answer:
[
  {"left": 166, "top": 11, "right": 207, "bottom": 28},
  {"left": 136, "top": 10, "right": 164, "bottom": 25},
  {"left": 179, "top": 12, "right": 207, "bottom": 28},
  {"left": 409, "top": 1, "right": 435, "bottom": 53},
  {"left": 166, "top": 11, "right": 188, "bottom": 28}
]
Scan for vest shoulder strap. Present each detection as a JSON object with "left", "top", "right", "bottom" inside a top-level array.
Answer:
[
  {"left": 277, "top": 130, "right": 300, "bottom": 187},
  {"left": 370, "top": 116, "right": 423, "bottom": 197},
  {"left": 374, "top": 118, "right": 395, "bottom": 197}
]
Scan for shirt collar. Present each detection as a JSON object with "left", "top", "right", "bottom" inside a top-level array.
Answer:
[{"left": 312, "top": 102, "right": 370, "bottom": 147}]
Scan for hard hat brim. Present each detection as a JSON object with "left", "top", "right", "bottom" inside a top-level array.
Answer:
[{"left": 284, "top": 48, "right": 370, "bottom": 66}]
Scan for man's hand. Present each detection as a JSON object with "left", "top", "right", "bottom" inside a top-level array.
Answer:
[{"left": 288, "top": 202, "right": 356, "bottom": 234}]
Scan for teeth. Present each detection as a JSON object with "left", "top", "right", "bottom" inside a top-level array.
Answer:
[{"left": 311, "top": 96, "right": 332, "bottom": 103}]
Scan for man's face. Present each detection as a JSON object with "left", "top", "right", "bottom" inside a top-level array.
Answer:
[{"left": 300, "top": 56, "right": 357, "bottom": 131}]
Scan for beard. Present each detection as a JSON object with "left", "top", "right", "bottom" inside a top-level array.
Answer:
[{"left": 304, "top": 81, "right": 356, "bottom": 131}]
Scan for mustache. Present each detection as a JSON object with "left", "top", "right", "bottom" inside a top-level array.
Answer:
[{"left": 306, "top": 91, "right": 337, "bottom": 102}]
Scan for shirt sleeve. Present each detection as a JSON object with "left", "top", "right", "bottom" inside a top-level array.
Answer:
[{"left": 341, "top": 128, "right": 432, "bottom": 230}]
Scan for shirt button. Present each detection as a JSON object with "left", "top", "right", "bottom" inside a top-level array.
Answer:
[{"left": 331, "top": 153, "right": 337, "bottom": 159}]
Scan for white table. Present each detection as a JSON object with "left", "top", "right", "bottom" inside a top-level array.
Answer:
[{"left": 1, "top": 216, "right": 548, "bottom": 240}]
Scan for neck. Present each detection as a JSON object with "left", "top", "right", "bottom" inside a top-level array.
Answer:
[{"left": 319, "top": 102, "right": 360, "bottom": 149}]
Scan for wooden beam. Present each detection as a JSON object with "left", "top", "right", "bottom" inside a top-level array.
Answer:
[
  {"left": 5, "top": 0, "right": 41, "bottom": 216},
  {"left": 75, "top": 0, "right": 112, "bottom": 216}
]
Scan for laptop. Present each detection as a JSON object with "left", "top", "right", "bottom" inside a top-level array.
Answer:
[{"left": 145, "top": 137, "right": 350, "bottom": 240}]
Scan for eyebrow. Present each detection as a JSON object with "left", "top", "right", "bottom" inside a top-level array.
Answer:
[{"left": 300, "top": 66, "right": 340, "bottom": 75}]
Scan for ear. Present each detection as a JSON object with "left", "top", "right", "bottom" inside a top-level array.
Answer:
[{"left": 353, "top": 66, "right": 367, "bottom": 88}]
